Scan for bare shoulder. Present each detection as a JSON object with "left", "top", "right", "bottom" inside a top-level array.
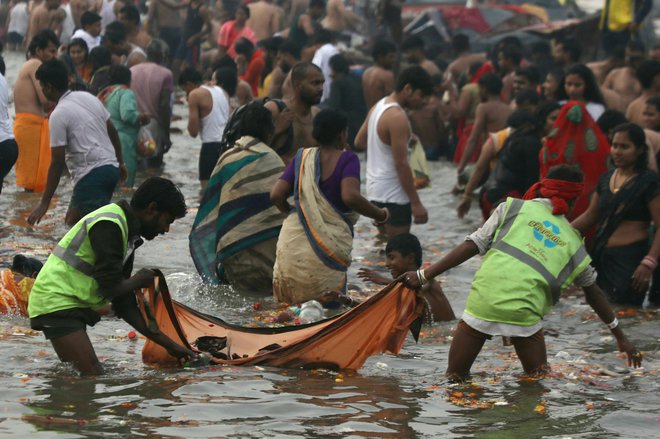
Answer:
[
  {"left": 20, "top": 59, "right": 42, "bottom": 76},
  {"left": 311, "top": 105, "right": 321, "bottom": 116}
]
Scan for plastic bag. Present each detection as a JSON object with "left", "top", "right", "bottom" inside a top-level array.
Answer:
[{"left": 137, "top": 124, "right": 157, "bottom": 158}]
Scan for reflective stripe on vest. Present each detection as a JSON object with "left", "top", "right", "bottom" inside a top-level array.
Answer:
[
  {"left": 492, "top": 199, "right": 589, "bottom": 303},
  {"left": 51, "top": 211, "right": 128, "bottom": 276}
]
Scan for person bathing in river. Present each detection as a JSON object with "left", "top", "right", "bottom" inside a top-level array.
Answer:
[
  {"left": 572, "top": 123, "right": 660, "bottom": 306},
  {"left": 28, "top": 177, "right": 196, "bottom": 375},
  {"left": 400, "top": 165, "right": 643, "bottom": 380},
  {"left": 321, "top": 233, "right": 455, "bottom": 322}
]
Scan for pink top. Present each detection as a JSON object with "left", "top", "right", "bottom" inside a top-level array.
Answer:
[{"left": 217, "top": 20, "right": 256, "bottom": 59}]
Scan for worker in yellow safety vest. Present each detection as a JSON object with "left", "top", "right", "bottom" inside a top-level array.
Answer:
[{"left": 599, "top": 0, "right": 652, "bottom": 54}]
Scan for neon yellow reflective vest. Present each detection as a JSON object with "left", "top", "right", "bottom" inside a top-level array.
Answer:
[
  {"left": 28, "top": 204, "right": 128, "bottom": 318},
  {"left": 465, "top": 198, "right": 591, "bottom": 327},
  {"left": 599, "top": 0, "right": 634, "bottom": 32}
]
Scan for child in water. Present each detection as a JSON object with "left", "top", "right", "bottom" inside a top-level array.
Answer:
[{"left": 320, "top": 233, "right": 455, "bottom": 322}]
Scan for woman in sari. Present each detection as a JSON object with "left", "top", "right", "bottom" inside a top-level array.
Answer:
[
  {"left": 190, "top": 102, "right": 288, "bottom": 293},
  {"left": 572, "top": 123, "right": 660, "bottom": 306},
  {"left": 270, "top": 109, "right": 389, "bottom": 304},
  {"left": 98, "top": 65, "right": 148, "bottom": 188},
  {"left": 68, "top": 38, "right": 92, "bottom": 84}
]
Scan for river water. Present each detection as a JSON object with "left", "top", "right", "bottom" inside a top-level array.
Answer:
[{"left": 1, "top": 49, "right": 659, "bottom": 438}]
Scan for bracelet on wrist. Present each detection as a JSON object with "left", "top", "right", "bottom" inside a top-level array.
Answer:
[
  {"left": 417, "top": 268, "right": 428, "bottom": 286},
  {"left": 606, "top": 317, "right": 619, "bottom": 330},
  {"left": 641, "top": 255, "right": 658, "bottom": 271},
  {"left": 375, "top": 208, "right": 389, "bottom": 225}
]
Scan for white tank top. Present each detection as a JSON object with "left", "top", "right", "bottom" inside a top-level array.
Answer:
[
  {"left": 366, "top": 98, "right": 411, "bottom": 204},
  {"left": 200, "top": 85, "right": 230, "bottom": 143}
]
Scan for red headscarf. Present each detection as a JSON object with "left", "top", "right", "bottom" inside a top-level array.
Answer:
[
  {"left": 523, "top": 179, "right": 585, "bottom": 215},
  {"left": 538, "top": 101, "right": 609, "bottom": 219}
]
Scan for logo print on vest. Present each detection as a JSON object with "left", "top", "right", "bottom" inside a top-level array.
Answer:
[{"left": 532, "top": 220, "right": 561, "bottom": 248}]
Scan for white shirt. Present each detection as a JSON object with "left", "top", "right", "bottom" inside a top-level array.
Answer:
[
  {"left": 365, "top": 98, "right": 411, "bottom": 204},
  {"left": 199, "top": 85, "right": 230, "bottom": 143},
  {"left": 50, "top": 91, "right": 118, "bottom": 185},
  {"left": 8, "top": 3, "right": 28, "bottom": 36},
  {"left": 71, "top": 29, "right": 101, "bottom": 51},
  {"left": 0, "top": 73, "right": 14, "bottom": 143},
  {"left": 60, "top": 4, "right": 75, "bottom": 45},
  {"left": 100, "top": 0, "right": 116, "bottom": 30},
  {"left": 312, "top": 43, "right": 339, "bottom": 103}
]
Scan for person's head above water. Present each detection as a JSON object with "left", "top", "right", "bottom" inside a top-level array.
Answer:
[{"left": 385, "top": 233, "right": 423, "bottom": 278}]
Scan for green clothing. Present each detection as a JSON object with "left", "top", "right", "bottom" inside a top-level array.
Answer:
[
  {"left": 100, "top": 86, "right": 141, "bottom": 187},
  {"left": 28, "top": 204, "right": 129, "bottom": 318},
  {"left": 465, "top": 198, "right": 591, "bottom": 327}
]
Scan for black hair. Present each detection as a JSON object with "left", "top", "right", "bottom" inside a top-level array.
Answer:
[
  {"left": 468, "top": 61, "right": 483, "bottom": 76},
  {"left": 395, "top": 65, "right": 433, "bottom": 95},
  {"left": 131, "top": 177, "right": 187, "bottom": 218},
  {"left": 535, "top": 100, "right": 561, "bottom": 124},
  {"left": 611, "top": 123, "right": 649, "bottom": 171},
  {"left": 119, "top": 4, "right": 140, "bottom": 25},
  {"left": 215, "top": 66, "right": 238, "bottom": 96},
  {"left": 28, "top": 29, "right": 59, "bottom": 56},
  {"left": 635, "top": 60, "right": 660, "bottom": 90},
  {"left": 556, "top": 37, "right": 581, "bottom": 62},
  {"left": 515, "top": 65, "right": 540, "bottom": 84},
  {"left": 236, "top": 3, "right": 250, "bottom": 18},
  {"left": 309, "top": 0, "right": 326, "bottom": 9},
  {"left": 451, "top": 34, "right": 470, "bottom": 53},
  {"left": 109, "top": 64, "right": 131, "bottom": 86},
  {"left": 498, "top": 35, "right": 522, "bottom": 50},
  {"left": 234, "top": 37, "right": 254, "bottom": 57},
  {"left": 372, "top": 39, "right": 396, "bottom": 60},
  {"left": 238, "top": 101, "right": 274, "bottom": 143},
  {"left": 103, "top": 21, "right": 127, "bottom": 45},
  {"left": 558, "top": 64, "right": 605, "bottom": 104},
  {"left": 546, "top": 164, "right": 584, "bottom": 183},
  {"left": 500, "top": 45, "right": 522, "bottom": 66},
  {"left": 89, "top": 45, "right": 112, "bottom": 72},
  {"left": 0, "top": 55, "right": 4, "bottom": 76},
  {"left": 291, "top": 61, "right": 322, "bottom": 86},
  {"left": 260, "top": 36, "right": 283, "bottom": 53},
  {"left": 530, "top": 41, "right": 550, "bottom": 56},
  {"left": 506, "top": 108, "right": 536, "bottom": 130},
  {"left": 279, "top": 40, "right": 302, "bottom": 59},
  {"left": 314, "top": 28, "right": 335, "bottom": 45},
  {"left": 477, "top": 73, "right": 503, "bottom": 95},
  {"left": 178, "top": 66, "right": 203, "bottom": 86},
  {"left": 68, "top": 38, "right": 89, "bottom": 59},
  {"left": 81, "top": 10, "right": 102, "bottom": 28},
  {"left": 514, "top": 88, "right": 540, "bottom": 107},
  {"left": 35, "top": 59, "right": 69, "bottom": 93},
  {"left": 213, "top": 55, "right": 237, "bottom": 70},
  {"left": 385, "top": 233, "right": 422, "bottom": 268},
  {"left": 647, "top": 96, "right": 660, "bottom": 112},
  {"left": 312, "top": 109, "right": 347, "bottom": 146},
  {"left": 597, "top": 109, "right": 628, "bottom": 135},
  {"left": 329, "top": 53, "right": 349, "bottom": 75},
  {"left": 401, "top": 35, "right": 424, "bottom": 52}
]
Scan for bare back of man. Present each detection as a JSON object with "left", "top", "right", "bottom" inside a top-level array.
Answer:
[
  {"left": 14, "top": 59, "right": 49, "bottom": 116},
  {"left": 447, "top": 53, "right": 486, "bottom": 81},
  {"left": 626, "top": 92, "right": 653, "bottom": 125},
  {"left": 362, "top": 65, "right": 394, "bottom": 109},
  {"left": 27, "top": 2, "right": 64, "bottom": 42},
  {"left": 409, "top": 95, "right": 449, "bottom": 153},
  {"left": 247, "top": 0, "right": 278, "bottom": 42},
  {"left": 603, "top": 67, "right": 641, "bottom": 111},
  {"left": 420, "top": 59, "right": 440, "bottom": 77},
  {"left": 321, "top": 0, "right": 359, "bottom": 32}
]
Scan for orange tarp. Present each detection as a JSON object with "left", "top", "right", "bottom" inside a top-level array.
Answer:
[
  {"left": 139, "top": 273, "right": 424, "bottom": 370},
  {"left": 13, "top": 113, "right": 50, "bottom": 192},
  {"left": 0, "top": 269, "right": 30, "bottom": 315}
]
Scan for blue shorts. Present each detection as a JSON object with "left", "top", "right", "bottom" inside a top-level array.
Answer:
[
  {"left": 70, "top": 165, "right": 119, "bottom": 216},
  {"left": 174, "top": 42, "right": 200, "bottom": 65}
]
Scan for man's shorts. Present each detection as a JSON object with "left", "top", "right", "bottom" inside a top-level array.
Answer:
[
  {"left": 70, "top": 165, "right": 119, "bottom": 217},
  {"left": 372, "top": 201, "right": 412, "bottom": 227},
  {"left": 30, "top": 308, "right": 102, "bottom": 340},
  {"left": 7, "top": 32, "right": 24, "bottom": 45},
  {"left": 174, "top": 41, "right": 201, "bottom": 65},
  {"left": 199, "top": 142, "right": 222, "bottom": 181}
]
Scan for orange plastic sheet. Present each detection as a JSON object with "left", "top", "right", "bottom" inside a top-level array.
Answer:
[
  {"left": 139, "top": 272, "right": 424, "bottom": 370},
  {"left": 0, "top": 269, "right": 30, "bottom": 315}
]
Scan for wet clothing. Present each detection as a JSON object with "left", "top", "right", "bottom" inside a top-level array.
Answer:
[
  {"left": 199, "top": 142, "right": 222, "bottom": 181},
  {"left": 372, "top": 201, "right": 412, "bottom": 228},
  {"left": 324, "top": 73, "right": 367, "bottom": 145},
  {"left": 0, "top": 139, "right": 18, "bottom": 192},
  {"left": 599, "top": 0, "right": 652, "bottom": 52},
  {"left": 217, "top": 20, "right": 256, "bottom": 59},
  {"left": 13, "top": 113, "right": 50, "bottom": 192},
  {"left": 176, "top": 1, "right": 204, "bottom": 64},
  {"left": 69, "top": 164, "right": 119, "bottom": 216}
]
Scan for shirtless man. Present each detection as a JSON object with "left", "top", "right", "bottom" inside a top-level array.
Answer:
[
  {"left": 552, "top": 36, "right": 581, "bottom": 69},
  {"left": 118, "top": 3, "right": 151, "bottom": 49},
  {"left": 355, "top": 66, "right": 432, "bottom": 237},
  {"left": 497, "top": 45, "right": 521, "bottom": 104},
  {"left": 362, "top": 39, "right": 396, "bottom": 109},
  {"left": 267, "top": 39, "right": 301, "bottom": 100},
  {"left": 456, "top": 73, "right": 512, "bottom": 175},
  {"left": 587, "top": 45, "right": 625, "bottom": 85},
  {"left": 13, "top": 30, "right": 59, "bottom": 192},
  {"left": 603, "top": 41, "right": 646, "bottom": 113},
  {"left": 247, "top": 0, "right": 279, "bottom": 42},
  {"left": 265, "top": 62, "right": 323, "bottom": 164},
  {"left": 27, "top": 0, "right": 65, "bottom": 42},
  {"left": 401, "top": 35, "right": 440, "bottom": 77},
  {"left": 409, "top": 75, "right": 450, "bottom": 161},
  {"left": 446, "top": 34, "right": 486, "bottom": 84},
  {"left": 179, "top": 67, "right": 230, "bottom": 189},
  {"left": 625, "top": 59, "right": 660, "bottom": 125},
  {"left": 321, "top": 0, "right": 359, "bottom": 32},
  {"left": 146, "top": 0, "right": 183, "bottom": 62}
]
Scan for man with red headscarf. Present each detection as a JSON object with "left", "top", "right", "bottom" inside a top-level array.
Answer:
[
  {"left": 539, "top": 101, "right": 610, "bottom": 219},
  {"left": 400, "top": 165, "right": 642, "bottom": 380}
]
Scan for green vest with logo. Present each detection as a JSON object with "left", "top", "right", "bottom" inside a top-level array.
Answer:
[
  {"left": 28, "top": 204, "right": 129, "bottom": 318},
  {"left": 465, "top": 198, "right": 591, "bottom": 327}
]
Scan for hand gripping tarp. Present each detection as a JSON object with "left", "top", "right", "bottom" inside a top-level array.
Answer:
[{"left": 138, "top": 272, "right": 424, "bottom": 370}]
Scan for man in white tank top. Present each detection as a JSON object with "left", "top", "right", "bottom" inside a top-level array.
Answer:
[
  {"left": 355, "top": 66, "right": 433, "bottom": 237},
  {"left": 179, "top": 67, "right": 230, "bottom": 189}
]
